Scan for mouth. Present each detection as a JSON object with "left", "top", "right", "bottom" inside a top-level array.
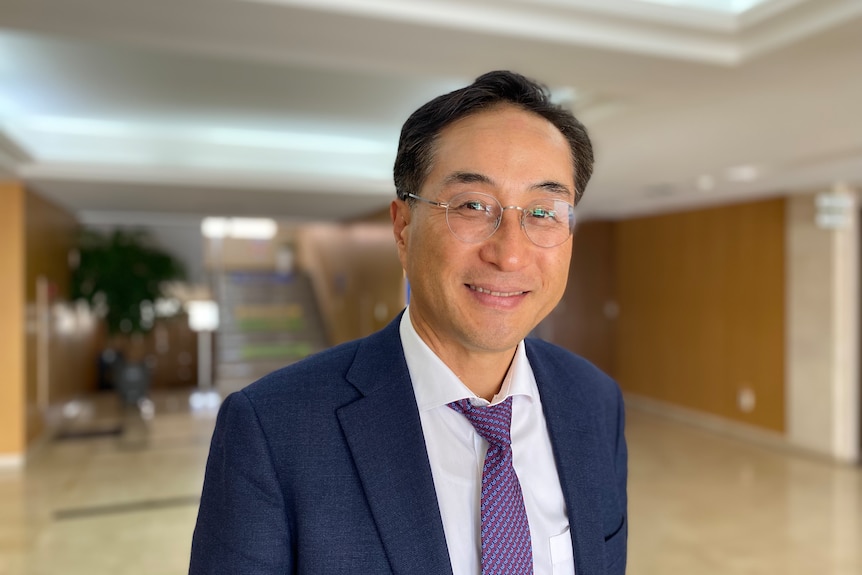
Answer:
[{"left": 467, "top": 284, "right": 528, "bottom": 297}]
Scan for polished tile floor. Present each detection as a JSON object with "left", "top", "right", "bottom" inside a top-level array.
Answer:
[{"left": 0, "top": 389, "right": 860, "bottom": 574}]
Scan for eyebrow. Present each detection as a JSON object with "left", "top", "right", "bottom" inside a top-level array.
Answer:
[
  {"left": 442, "top": 171, "right": 575, "bottom": 201},
  {"left": 443, "top": 172, "right": 492, "bottom": 186},
  {"left": 532, "top": 181, "right": 574, "bottom": 199}
]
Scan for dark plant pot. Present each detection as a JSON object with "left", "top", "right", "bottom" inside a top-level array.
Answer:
[
  {"left": 98, "top": 348, "right": 123, "bottom": 391},
  {"left": 113, "top": 360, "right": 151, "bottom": 406}
]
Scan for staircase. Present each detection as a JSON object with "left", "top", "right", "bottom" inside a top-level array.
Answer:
[{"left": 213, "top": 271, "right": 328, "bottom": 395}]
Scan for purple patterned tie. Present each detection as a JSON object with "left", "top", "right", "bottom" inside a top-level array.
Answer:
[{"left": 449, "top": 396, "right": 533, "bottom": 575}]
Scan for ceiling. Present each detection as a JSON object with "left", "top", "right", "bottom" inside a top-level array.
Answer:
[{"left": 0, "top": 0, "right": 860, "bottom": 225}]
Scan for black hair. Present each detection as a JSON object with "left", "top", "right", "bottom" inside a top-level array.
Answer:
[{"left": 393, "top": 70, "right": 594, "bottom": 205}]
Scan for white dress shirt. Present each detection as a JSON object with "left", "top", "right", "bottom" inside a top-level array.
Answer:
[{"left": 400, "top": 307, "right": 575, "bottom": 575}]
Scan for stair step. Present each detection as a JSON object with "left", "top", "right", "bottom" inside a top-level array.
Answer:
[{"left": 211, "top": 270, "right": 328, "bottom": 388}]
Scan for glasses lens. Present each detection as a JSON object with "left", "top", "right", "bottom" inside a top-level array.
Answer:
[
  {"left": 445, "top": 192, "right": 501, "bottom": 243},
  {"left": 522, "top": 199, "right": 575, "bottom": 247}
]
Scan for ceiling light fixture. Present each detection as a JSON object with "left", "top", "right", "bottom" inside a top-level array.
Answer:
[
  {"left": 201, "top": 217, "right": 277, "bottom": 240},
  {"left": 725, "top": 164, "right": 760, "bottom": 182},
  {"left": 631, "top": 0, "right": 771, "bottom": 14},
  {"left": 9, "top": 116, "right": 389, "bottom": 155},
  {"left": 696, "top": 174, "right": 716, "bottom": 191},
  {"left": 549, "top": 86, "right": 580, "bottom": 110}
]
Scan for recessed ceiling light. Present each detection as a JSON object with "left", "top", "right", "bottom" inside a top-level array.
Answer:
[
  {"left": 725, "top": 164, "right": 759, "bottom": 182},
  {"left": 696, "top": 174, "right": 715, "bottom": 191},
  {"left": 550, "top": 86, "right": 580, "bottom": 109},
  {"left": 644, "top": 183, "right": 676, "bottom": 198}
]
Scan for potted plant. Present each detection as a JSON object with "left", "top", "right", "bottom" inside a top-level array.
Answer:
[{"left": 70, "top": 228, "right": 186, "bottom": 405}]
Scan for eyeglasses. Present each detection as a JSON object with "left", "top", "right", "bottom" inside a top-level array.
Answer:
[{"left": 407, "top": 191, "right": 575, "bottom": 248}]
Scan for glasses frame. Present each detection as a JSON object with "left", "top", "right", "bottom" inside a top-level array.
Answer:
[{"left": 406, "top": 191, "right": 575, "bottom": 248}]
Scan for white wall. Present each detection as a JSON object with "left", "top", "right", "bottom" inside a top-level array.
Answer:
[{"left": 786, "top": 190, "right": 860, "bottom": 463}]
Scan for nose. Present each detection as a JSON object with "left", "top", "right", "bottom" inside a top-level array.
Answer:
[{"left": 478, "top": 208, "right": 530, "bottom": 270}]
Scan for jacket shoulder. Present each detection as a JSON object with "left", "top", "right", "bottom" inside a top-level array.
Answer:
[
  {"left": 525, "top": 338, "right": 613, "bottom": 378},
  {"left": 525, "top": 338, "right": 621, "bottom": 401}
]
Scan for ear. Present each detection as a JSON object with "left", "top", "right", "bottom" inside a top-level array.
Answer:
[{"left": 390, "top": 199, "right": 411, "bottom": 267}]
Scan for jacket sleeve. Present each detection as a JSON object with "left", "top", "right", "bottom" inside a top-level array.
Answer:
[{"left": 189, "top": 391, "right": 292, "bottom": 574}]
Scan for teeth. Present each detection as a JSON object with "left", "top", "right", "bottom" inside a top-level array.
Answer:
[{"left": 469, "top": 285, "right": 525, "bottom": 297}]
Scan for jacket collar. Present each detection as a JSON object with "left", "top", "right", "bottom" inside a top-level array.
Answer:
[
  {"left": 527, "top": 340, "right": 607, "bottom": 574},
  {"left": 337, "top": 313, "right": 453, "bottom": 575},
  {"left": 336, "top": 316, "right": 607, "bottom": 575}
]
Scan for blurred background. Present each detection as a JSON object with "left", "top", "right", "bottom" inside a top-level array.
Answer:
[{"left": 0, "top": 0, "right": 860, "bottom": 573}]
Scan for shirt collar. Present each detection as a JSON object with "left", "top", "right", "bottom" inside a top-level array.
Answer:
[{"left": 399, "top": 306, "right": 537, "bottom": 412}]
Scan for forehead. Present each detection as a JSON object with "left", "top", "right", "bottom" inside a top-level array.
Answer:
[{"left": 428, "top": 105, "right": 575, "bottom": 187}]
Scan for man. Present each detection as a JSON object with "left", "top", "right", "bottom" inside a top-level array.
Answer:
[{"left": 190, "top": 70, "right": 627, "bottom": 575}]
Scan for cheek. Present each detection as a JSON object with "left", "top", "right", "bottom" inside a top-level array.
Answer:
[
  {"left": 405, "top": 218, "right": 440, "bottom": 262},
  {"left": 544, "top": 253, "right": 571, "bottom": 292},
  {"left": 404, "top": 224, "right": 440, "bottom": 280},
  {"left": 413, "top": 221, "right": 456, "bottom": 262}
]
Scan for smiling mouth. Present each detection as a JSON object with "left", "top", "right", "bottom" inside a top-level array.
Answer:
[{"left": 467, "top": 284, "right": 527, "bottom": 297}]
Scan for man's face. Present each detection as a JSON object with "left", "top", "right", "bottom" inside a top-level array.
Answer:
[{"left": 391, "top": 105, "right": 575, "bottom": 359}]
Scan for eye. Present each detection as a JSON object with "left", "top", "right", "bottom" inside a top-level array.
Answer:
[
  {"left": 453, "top": 198, "right": 492, "bottom": 213},
  {"left": 528, "top": 206, "right": 557, "bottom": 221}
]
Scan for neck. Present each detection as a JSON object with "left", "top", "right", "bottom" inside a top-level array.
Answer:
[
  {"left": 459, "top": 353, "right": 516, "bottom": 402},
  {"left": 425, "top": 339, "right": 518, "bottom": 402},
  {"left": 406, "top": 307, "right": 521, "bottom": 401}
]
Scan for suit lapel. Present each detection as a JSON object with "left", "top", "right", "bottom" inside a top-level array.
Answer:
[
  {"left": 337, "top": 319, "right": 453, "bottom": 575},
  {"left": 527, "top": 341, "right": 606, "bottom": 574}
]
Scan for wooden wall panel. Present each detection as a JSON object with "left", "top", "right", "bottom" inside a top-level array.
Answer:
[
  {"left": 297, "top": 223, "right": 405, "bottom": 345},
  {"left": 541, "top": 221, "right": 616, "bottom": 377},
  {"left": 24, "top": 190, "right": 99, "bottom": 443},
  {"left": 615, "top": 198, "right": 786, "bottom": 432},
  {"left": 0, "top": 183, "right": 25, "bottom": 457},
  {"left": 145, "top": 316, "right": 199, "bottom": 389}
]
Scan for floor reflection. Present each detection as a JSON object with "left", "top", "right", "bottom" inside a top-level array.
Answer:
[{"left": 0, "top": 390, "right": 859, "bottom": 574}]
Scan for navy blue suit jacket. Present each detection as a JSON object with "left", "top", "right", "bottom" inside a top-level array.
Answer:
[{"left": 190, "top": 313, "right": 627, "bottom": 574}]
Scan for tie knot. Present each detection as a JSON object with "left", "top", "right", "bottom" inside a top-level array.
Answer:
[{"left": 448, "top": 396, "right": 513, "bottom": 448}]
